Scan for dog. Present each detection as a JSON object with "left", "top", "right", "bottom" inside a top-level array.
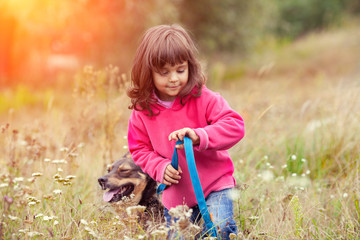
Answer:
[{"left": 98, "top": 153, "right": 163, "bottom": 220}]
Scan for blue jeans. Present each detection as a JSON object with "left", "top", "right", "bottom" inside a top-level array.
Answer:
[{"left": 164, "top": 188, "right": 237, "bottom": 239}]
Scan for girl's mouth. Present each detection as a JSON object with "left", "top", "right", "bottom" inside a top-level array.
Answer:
[{"left": 168, "top": 85, "right": 180, "bottom": 89}]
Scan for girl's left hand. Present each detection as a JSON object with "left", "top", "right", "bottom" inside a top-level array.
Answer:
[{"left": 168, "top": 127, "right": 200, "bottom": 149}]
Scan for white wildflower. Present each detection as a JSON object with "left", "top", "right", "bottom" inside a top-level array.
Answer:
[
  {"left": 301, "top": 158, "right": 307, "bottom": 162},
  {"left": 0, "top": 183, "right": 9, "bottom": 188},
  {"left": 18, "top": 140, "right": 28, "bottom": 146},
  {"left": 43, "top": 216, "right": 50, "bottom": 221},
  {"left": 53, "top": 173, "right": 61, "bottom": 179},
  {"left": 84, "top": 227, "right": 98, "bottom": 238},
  {"left": 189, "top": 224, "right": 201, "bottom": 232},
  {"left": 291, "top": 155, "right": 297, "bottom": 160},
  {"left": 168, "top": 205, "right": 193, "bottom": 219},
  {"left": 287, "top": 176, "right": 311, "bottom": 188},
  {"left": 306, "top": 117, "right": 335, "bottom": 132},
  {"left": 35, "top": 214, "right": 44, "bottom": 219},
  {"left": 53, "top": 189, "right": 62, "bottom": 195},
  {"left": 8, "top": 215, "right": 19, "bottom": 221},
  {"left": 150, "top": 230, "right": 168, "bottom": 238},
  {"left": 27, "top": 177, "right": 35, "bottom": 183},
  {"left": 27, "top": 196, "right": 36, "bottom": 201},
  {"left": 81, "top": 219, "right": 89, "bottom": 225},
  {"left": 65, "top": 175, "right": 76, "bottom": 180},
  {"left": 261, "top": 170, "right": 274, "bottom": 182},
  {"left": 29, "top": 196, "right": 40, "bottom": 202},
  {"left": 28, "top": 201, "right": 37, "bottom": 206},
  {"left": 60, "top": 147, "right": 69, "bottom": 152},
  {"left": 123, "top": 136, "right": 128, "bottom": 140},
  {"left": 276, "top": 176, "right": 285, "bottom": 182},
  {"left": 248, "top": 216, "right": 259, "bottom": 220},
  {"left": 44, "top": 158, "right": 51, "bottom": 162},
  {"left": 57, "top": 168, "right": 63, "bottom": 172},
  {"left": 32, "top": 172, "right": 43, "bottom": 177},
  {"left": 282, "top": 164, "right": 287, "bottom": 169},
  {"left": 120, "top": 196, "right": 130, "bottom": 202},
  {"left": 229, "top": 188, "right": 241, "bottom": 200},
  {"left": 77, "top": 142, "right": 85, "bottom": 148},
  {"left": 306, "top": 170, "right": 311, "bottom": 175},
  {"left": 57, "top": 178, "right": 66, "bottom": 182},
  {"left": 14, "top": 177, "right": 24, "bottom": 182},
  {"left": 27, "top": 232, "right": 44, "bottom": 237},
  {"left": 52, "top": 159, "right": 68, "bottom": 164},
  {"left": 123, "top": 145, "right": 128, "bottom": 149},
  {"left": 292, "top": 173, "right": 297, "bottom": 177},
  {"left": 229, "top": 233, "right": 237, "bottom": 240},
  {"left": 343, "top": 193, "right": 348, "bottom": 198},
  {"left": 126, "top": 205, "right": 146, "bottom": 217},
  {"left": 54, "top": 220, "right": 59, "bottom": 226}
]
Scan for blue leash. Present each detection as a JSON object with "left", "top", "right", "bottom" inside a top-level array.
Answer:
[{"left": 157, "top": 137, "right": 218, "bottom": 238}]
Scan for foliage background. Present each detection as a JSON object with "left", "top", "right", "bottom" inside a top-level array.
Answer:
[{"left": 1, "top": 0, "right": 360, "bottom": 87}]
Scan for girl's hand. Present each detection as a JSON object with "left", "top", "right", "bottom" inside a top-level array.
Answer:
[
  {"left": 162, "top": 164, "right": 182, "bottom": 186},
  {"left": 168, "top": 127, "right": 200, "bottom": 149}
]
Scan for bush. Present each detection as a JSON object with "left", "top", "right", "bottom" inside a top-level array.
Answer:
[{"left": 275, "top": 0, "right": 346, "bottom": 38}]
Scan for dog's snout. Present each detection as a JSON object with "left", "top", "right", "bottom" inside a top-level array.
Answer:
[{"left": 98, "top": 177, "right": 107, "bottom": 189}]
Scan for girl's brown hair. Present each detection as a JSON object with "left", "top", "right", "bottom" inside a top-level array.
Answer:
[{"left": 127, "top": 24, "right": 206, "bottom": 116}]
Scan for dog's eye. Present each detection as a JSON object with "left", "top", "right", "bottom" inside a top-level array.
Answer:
[
  {"left": 107, "top": 165, "right": 113, "bottom": 173},
  {"left": 118, "top": 168, "right": 131, "bottom": 174}
]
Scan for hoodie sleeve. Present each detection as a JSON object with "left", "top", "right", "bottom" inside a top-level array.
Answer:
[
  {"left": 193, "top": 91, "right": 245, "bottom": 151},
  {"left": 127, "top": 111, "right": 170, "bottom": 183}
]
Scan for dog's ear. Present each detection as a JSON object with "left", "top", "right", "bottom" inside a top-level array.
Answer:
[{"left": 123, "top": 151, "right": 131, "bottom": 158}]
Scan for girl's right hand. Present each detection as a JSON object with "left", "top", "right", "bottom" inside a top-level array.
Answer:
[
  {"left": 162, "top": 164, "right": 182, "bottom": 186},
  {"left": 168, "top": 127, "right": 200, "bottom": 149}
]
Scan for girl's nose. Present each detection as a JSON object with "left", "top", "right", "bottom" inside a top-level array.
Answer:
[{"left": 169, "top": 72, "right": 178, "bottom": 82}]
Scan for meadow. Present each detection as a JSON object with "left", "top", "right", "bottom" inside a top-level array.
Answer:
[{"left": 1, "top": 23, "right": 360, "bottom": 239}]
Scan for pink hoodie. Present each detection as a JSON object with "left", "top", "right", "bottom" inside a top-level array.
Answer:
[{"left": 127, "top": 86, "right": 245, "bottom": 209}]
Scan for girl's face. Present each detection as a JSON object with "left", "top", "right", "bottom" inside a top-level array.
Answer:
[{"left": 152, "top": 61, "right": 189, "bottom": 101}]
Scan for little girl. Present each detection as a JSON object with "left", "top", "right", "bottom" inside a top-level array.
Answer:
[{"left": 127, "top": 24, "right": 245, "bottom": 239}]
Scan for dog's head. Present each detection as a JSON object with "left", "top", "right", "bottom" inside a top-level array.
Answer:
[{"left": 98, "top": 154, "right": 153, "bottom": 205}]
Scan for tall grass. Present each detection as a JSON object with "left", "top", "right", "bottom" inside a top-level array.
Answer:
[
  {"left": 229, "top": 78, "right": 360, "bottom": 238},
  {"left": 1, "top": 24, "right": 360, "bottom": 239}
]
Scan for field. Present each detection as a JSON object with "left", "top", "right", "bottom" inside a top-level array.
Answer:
[{"left": 1, "top": 22, "right": 360, "bottom": 239}]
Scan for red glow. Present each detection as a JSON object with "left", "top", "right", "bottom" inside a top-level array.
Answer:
[{"left": 0, "top": 0, "right": 144, "bottom": 87}]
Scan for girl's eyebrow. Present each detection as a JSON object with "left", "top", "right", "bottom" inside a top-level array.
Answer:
[
  {"left": 161, "top": 62, "right": 188, "bottom": 70},
  {"left": 173, "top": 62, "right": 188, "bottom": 68},
  {"left": 177, "top": 63, "right": 188, "bottom": 67}
]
